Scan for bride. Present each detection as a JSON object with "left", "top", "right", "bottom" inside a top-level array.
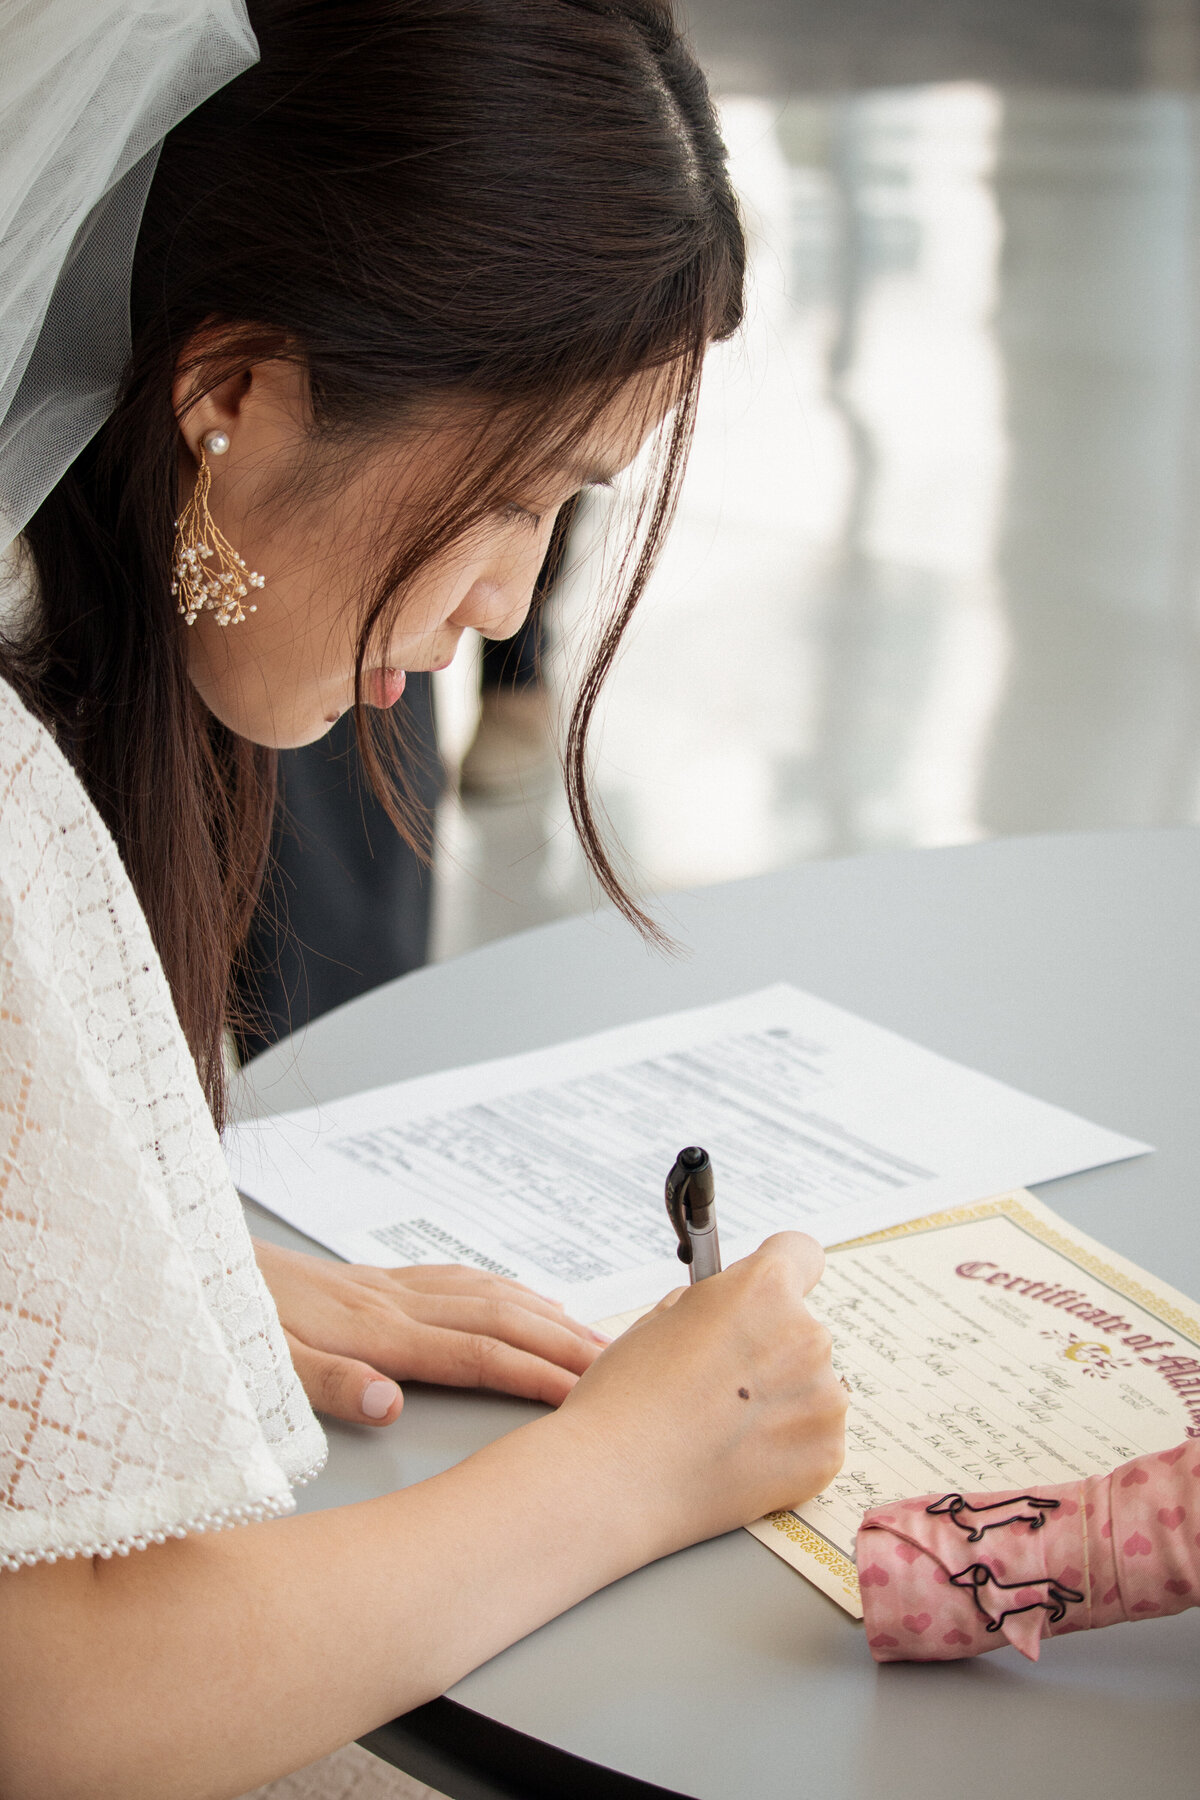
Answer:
[{"left": 0, "top": 3, "right": 846, "bottom": 1795}]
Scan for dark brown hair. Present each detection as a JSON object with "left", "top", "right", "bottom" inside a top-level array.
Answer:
[{"left": 11, "top": 0, "right": 744, "bottom": 1127}]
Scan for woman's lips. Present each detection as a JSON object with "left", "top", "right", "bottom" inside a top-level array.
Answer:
[{"left": 366, "top": 667, "right": 407, "bottom": 708}]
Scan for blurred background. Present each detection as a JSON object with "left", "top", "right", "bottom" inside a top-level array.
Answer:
[{"left": 429, "top": 1, "right": 1200, "bottom": 957}]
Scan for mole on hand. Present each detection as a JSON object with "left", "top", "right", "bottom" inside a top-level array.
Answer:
[{"left": 738, "top": 1387, "right": 750, "bottom": 1400}]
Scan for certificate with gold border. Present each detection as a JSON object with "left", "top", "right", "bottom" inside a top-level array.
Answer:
[{"left": 742, "top": 1190, "right": 1200, "bottom": 1617}]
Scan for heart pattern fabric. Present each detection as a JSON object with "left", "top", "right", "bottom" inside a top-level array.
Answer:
[{"left": 856, "top": 1442, "right": 1200, "bottom": 1664}]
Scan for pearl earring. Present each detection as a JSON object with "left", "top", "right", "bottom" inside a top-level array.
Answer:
[{"left": 171, "top": 431, "right": 265, "bottom": 627}]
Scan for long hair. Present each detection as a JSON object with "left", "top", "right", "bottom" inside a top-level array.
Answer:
[{"left": 9, "top": 0, "right": 745, "bottom": 1129}]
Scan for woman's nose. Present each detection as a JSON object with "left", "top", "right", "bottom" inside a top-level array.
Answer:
[{"left": 454, "top": 575, "right": 537, "bottom": 644}]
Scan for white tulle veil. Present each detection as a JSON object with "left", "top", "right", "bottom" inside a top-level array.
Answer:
[{"left": 0, "top": 0, "right": 258, "bottom": 551}]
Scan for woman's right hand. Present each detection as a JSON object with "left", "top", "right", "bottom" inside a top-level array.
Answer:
[{"left": 549, "top": 1232, "right": 847, "bottom": 1562}]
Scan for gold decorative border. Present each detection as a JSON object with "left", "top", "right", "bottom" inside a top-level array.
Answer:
[
  {"left": 760, "top": 1510, "right": 861, "bottom": 1599},
  {"left": 830, "top": 1195, "right": 1016, "bottom": 1250}
]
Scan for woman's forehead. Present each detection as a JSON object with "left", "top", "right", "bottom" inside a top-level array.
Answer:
[
  {"left": 393, "top": 365, "right": 678, "bottom": 491},
  {"left": 555, "top": 368, "right": 682, "bottom": 480}
]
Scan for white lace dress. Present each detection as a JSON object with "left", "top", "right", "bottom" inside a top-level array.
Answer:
[{"left": 0, "top": 656, "right": 439, "bottom": 1798}]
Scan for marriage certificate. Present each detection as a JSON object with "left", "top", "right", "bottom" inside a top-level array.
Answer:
[{"left": 738, "top": 1192, "right": 1200, "bottom": 1617}]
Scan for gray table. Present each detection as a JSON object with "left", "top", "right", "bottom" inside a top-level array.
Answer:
[{"left": 239, "top": 829, "right": 1200, "bottom": 1800}]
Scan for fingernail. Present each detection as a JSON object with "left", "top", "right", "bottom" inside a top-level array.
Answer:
[
  {"left": 589, "top": 1329, "right": 613, "bottom": 1345},
  {"left": 362, "top": 1379, "right": 399, "bottom": 1419}
]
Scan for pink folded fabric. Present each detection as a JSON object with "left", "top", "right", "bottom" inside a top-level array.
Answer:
[{"left": 855, "top": 1441, "right": 1200, "bottom": 1662}]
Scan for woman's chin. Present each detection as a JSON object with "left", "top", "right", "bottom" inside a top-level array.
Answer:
[
  {"left": 290, "top": 707, "right": 350, "bottom": 748},
  {"left": 202, "top": 695, "right": 349, "bottom": 750}
]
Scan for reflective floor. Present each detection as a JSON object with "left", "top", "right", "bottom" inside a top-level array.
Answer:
[{"left": 432, "top": 1, "right": 1200, "bottom": 960}]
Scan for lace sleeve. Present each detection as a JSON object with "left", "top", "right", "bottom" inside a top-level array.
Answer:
[
  {"left": 0, "top": 875, "right": 306, "bottom": 1568},
  {"left": 0, "top": 667, "right": 325, "bottom": 1569}
]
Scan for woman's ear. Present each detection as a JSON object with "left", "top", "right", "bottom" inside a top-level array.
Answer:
[
  {"left": 170, "top": 321, "right": 296, "bottom": 462},
  {"left": 172, "top": 363, "right": 253, "bottom": 464}
]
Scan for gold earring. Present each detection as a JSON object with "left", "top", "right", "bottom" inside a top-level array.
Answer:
[{"left": 172, "top": 429, "right": 265, "bottom": 626}]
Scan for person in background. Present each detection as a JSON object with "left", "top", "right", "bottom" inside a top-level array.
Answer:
[{"left": 232, "top": 674, "right": 440, "bottom": 1063}]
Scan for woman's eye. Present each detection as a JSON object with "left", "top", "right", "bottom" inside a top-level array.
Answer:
[{"left": 502, "top": 504, "right": 544, "bottom": 531}]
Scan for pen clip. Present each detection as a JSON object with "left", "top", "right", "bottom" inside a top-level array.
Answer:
[{"left": 665, "top": 1146, "right": 711, "bottom": 1265}]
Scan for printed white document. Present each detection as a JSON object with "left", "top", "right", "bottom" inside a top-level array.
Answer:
[{"left": 229, "top": 985, "right": 1149, "bottom": 1321}]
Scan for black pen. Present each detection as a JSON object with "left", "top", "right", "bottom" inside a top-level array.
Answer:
[{"left": 664, "top": 1146, "right": 722, "bottom": 1281}]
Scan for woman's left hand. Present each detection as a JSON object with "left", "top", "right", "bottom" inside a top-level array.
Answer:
[{"left": 253, "top": 1239, "right": 610, "bottom": 1426}]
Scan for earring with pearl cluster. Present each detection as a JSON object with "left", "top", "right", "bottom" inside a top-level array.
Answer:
[{"left": 171, "top": 429, "right": 266, "bottom": 626}]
